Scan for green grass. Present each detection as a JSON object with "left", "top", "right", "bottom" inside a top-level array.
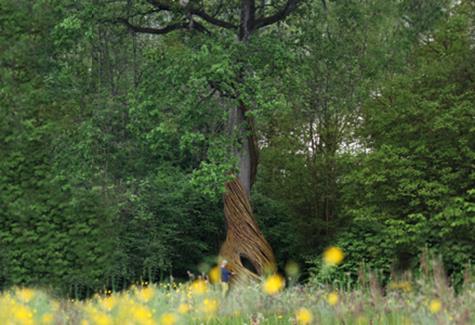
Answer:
[{"left": 1, "top": 269, "right": 474, "bottom": 325}]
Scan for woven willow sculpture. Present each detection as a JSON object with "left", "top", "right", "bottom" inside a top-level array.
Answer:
[{"left": 219, "top": 179, "right": 276, "bottom": 283}]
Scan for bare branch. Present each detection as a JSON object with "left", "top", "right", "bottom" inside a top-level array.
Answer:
[{"left": 254, "top": 0, "right": 301, "bottom": 29}]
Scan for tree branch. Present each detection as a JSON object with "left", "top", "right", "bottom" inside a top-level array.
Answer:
[
  {"left": 147, "top": 0, "right": 237, "bottom": 30},
  {"left": 254, "top": 0, "right": 301, "bottom": 29},
  {"left": 117, "top": 18, "right": 187, "bottom": 35},
  {"left": 193, "top": 9, "right": 237, "bottom": 29},
  {"left": 190, "top": 19, "right": 211, "bottom": 34}
]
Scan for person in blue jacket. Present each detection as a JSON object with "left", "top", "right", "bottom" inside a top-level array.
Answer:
[{"left": 220, "top": 259, "right": 233, "bottom": 296}]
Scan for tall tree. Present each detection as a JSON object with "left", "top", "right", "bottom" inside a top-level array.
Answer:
[
  {"left": 336, "top": 1, "right": 475, "bottom": 279},
  {"left": 116, "top": 0, "right": 302, "bottom": 280}
]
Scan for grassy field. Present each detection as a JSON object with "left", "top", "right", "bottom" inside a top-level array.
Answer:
[
  {"left": 1, "top": 250, "right": 474, "bottom": 324},
  {"left": 1, "top": 272, "right": 474, "bottom": 324}
]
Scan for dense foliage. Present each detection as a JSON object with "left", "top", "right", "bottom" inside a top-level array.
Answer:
[
  {"left": 336, "top": 8, "right": 475, "bottom": 282},
  {"left": 1, "top": 0, "right": 474, "bottom": 296}
]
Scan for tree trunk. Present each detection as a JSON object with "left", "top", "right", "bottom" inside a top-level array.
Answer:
[
  {"left": 218, "top": 1, "right": 276, "bottom": 282},
  {"left": 219, "top": 100, "right": 275, "bottom": 281}
]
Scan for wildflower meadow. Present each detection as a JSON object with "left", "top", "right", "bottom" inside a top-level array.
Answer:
[
  {"left": 1, "top": 248, "right": 474, "bottom": 324},
  {"left": 2, "top": 1, "right": 474, "bottom": 324}
]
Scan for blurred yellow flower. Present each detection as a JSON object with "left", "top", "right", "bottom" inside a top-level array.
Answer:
[
  {"left": 429, "top": 299, "right": 442, "bottom": 314},
  {"left": 16, "top": 288, "right": 35, "bottom": 302},
  {"left": 327, "top": 292, "right": 339, "bottom": 305},
  {"left": 13, "top": 304, "right": 33, "bottom": 325},
  {"left": 295, "top": 307, "right": 313, "bottom": 325},
  {"left": 91, "top": 312, "right": 112, "bottom": 325},
  {"left": 323, "top": 246, "right": 344, "bottom": 266},
  {"left": 389, "top": 281, "right": 412, "bottom": 292},
  {"left": 209, "top": 266, "right": 221, "bottom": 284},
  {"left": 201, "top": 298, "right": 218, "bottom": 314},
  {"left": 190, "top": 280, "right": 208, "bottom": 295},
  {"left": 136, "top": 287, "right": 155, "bottom": 302},
  {"left": 41, "top": 313, "right": 54, "bottom": 324},
  {"left": 262, "top": 274, "right": 285, "bottom": 295},
  {"left": 132, "top": 305, "right": 153, "bottom": 324},
  {"left": 160, "top": 312, "right": 178, "bottom": 325},
  {"left": 178, "top": 303, "right": 191, "bottom": 314},
  {"left": 100, "top": 296, "right": 117, "bottom": 311}
]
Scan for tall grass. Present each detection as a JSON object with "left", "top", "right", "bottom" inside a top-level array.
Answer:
[{"left": 1, "top": 258, "right": 474, "bottom": 324}]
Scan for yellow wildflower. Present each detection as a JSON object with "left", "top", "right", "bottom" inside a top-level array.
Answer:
[
  {"left": 295, "top": 307, "right": 313, "bottom": 325},
  {"left": 327, "top": 292, "right": 339, "bottom": 305},
  {"left": 190, "top": 280, "right": 208, "bottom": 295},
  {"left": 41, "top": 313, "right": 54, "bottom": 324},
  {"left": 160, "top": 312, "right": 178, "bottom": 325},
  {"left": 178, "top": 303, "right": 191, "bottom": 314},
  {"left": 13, "top": 304, "right": 33, "bottom": 325},
  {"left": 209, "top": 266, "right": 221, "bottom": 284},
  {"left": 16, "top": 288, "right": 35, "bottom": 303},
  {"left": 389, "top": 280, "right": 412, "bottom": 292},
  {"left": 323, "top": 246, "right": 344, "bottom": 266},
  {"left": 100, "top": 296, "right": 117, "bottom": 311},
  {"left": 201, "top": 298, "right": 218, "bottom": 315},
  {"left": 132, "top": 305, "right": 153, "bottom": 324},
  {"left": 262, "top": 274, "right": 285, "bottom": 295},
  {"left": 429, "top": 299, "right": 442, "bottom": 314},
  {"left": 91, "top": 312, "right": 112, "bottom": 325},
  {"left": 136, "top": 287, "right": 155, "bottom": 302}
]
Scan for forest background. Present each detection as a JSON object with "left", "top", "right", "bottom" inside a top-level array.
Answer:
[{"left": 0, "top": 0, "right": 474, "bottom": 297}]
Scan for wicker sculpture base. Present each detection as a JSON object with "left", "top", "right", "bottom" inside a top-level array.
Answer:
[{"left": 219, "top": 179, "right": 276, "bottom": 284}]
